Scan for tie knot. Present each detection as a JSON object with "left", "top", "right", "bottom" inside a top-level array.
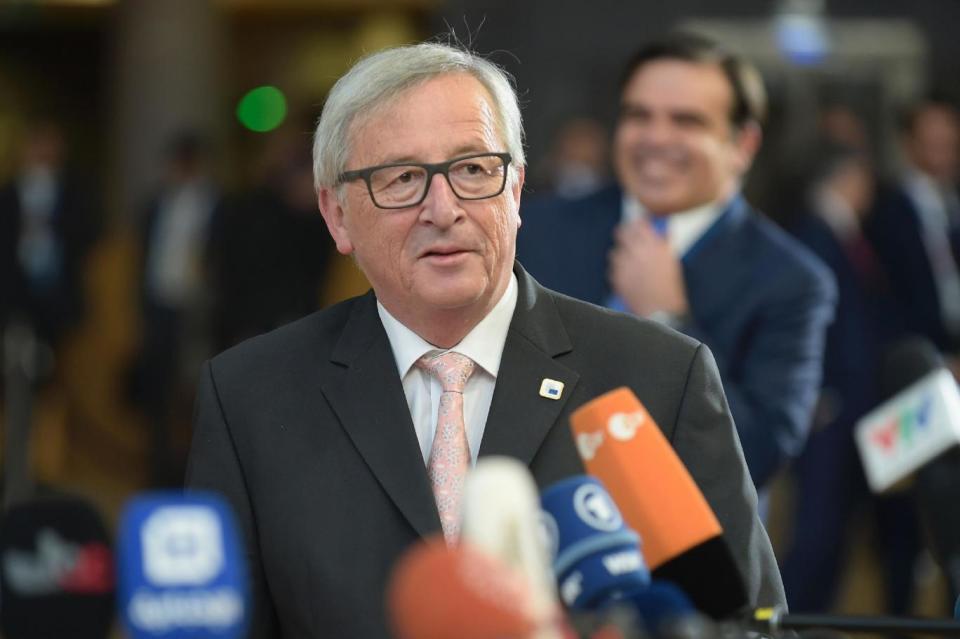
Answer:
[{"left": 416, "top": 352, "right": 476, "bottom": 393}]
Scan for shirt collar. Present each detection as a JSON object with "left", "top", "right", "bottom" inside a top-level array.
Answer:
[
  {"left": 621, "top": 194, "right": 726, "bottom": 256},
  {"left": 376, "top": 272, "right": 519, "bottom": 380}
]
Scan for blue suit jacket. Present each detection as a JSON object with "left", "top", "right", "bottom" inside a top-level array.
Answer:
[{"left": 517, "top": 184, "right": 837, "bottom": 488}]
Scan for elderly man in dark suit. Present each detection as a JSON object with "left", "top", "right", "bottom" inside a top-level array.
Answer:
[
  {"left": 518, "top": 34, "right": 836, "bottom": 496},
  {"left": 186, "top": 41, "right": 784, "bottom": 638}
]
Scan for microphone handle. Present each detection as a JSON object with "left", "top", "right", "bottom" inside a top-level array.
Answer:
[{"left": 749, "top": 608, "right": 960, "bottom": 636}]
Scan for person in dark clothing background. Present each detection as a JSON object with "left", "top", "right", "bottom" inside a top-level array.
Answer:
[
  {"left": 0, "top": 120, "right": 101, "bottom": 352},
  {"left": 209, "top": 133, "right": 334, "bottom": 352}
]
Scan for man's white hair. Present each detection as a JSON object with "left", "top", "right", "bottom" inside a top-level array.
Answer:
[{"left": 312, "top": 42, "right": 525, "bottom": 191}]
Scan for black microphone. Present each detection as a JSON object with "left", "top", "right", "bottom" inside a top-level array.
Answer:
[
  {"left": 864, "top": 337, "right": 960, "bottom": 599},
  {"left": 0, "top": 495, "right": 115, "bottom": 639}
]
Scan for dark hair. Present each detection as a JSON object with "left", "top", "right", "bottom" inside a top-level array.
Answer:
[
  {"left": 618, "top": 32, "right": 767, "bottom": 129},
  {"left": 810, "top": 140, "right": 870, "bottom": 187},
  {"left": 897, "top": 94, "right": 959, "bottom": 136}
]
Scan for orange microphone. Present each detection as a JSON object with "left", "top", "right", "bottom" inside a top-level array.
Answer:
[
  {"left": 570, "top": 387, "right": 747, "bottom": 618},
  {"left": 386, "top": 536, "right": 540, "bottom": 639}
]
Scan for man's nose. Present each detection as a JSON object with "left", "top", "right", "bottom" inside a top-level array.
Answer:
[
  {"left": 419, "top": 173, "right": 464, "bottom": 227},
  {"left": 638, "top": 117, "right": 673, "bottom": 146}
]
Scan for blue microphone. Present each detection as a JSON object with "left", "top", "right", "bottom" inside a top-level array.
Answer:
[
  {"left": 540, "top": 475, "right": 649, "bottom": 609},
  {"left": 613, "top": 580, "right": 697, "bottom": 635},
  {"left": 954, "top": 594, "right": 959, "bottom": 620},
  {"left": 116, "top": 492, "right": 249, "bottom": 639}
]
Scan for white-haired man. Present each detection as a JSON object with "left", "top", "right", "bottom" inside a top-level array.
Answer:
[{"left": 187, "top": 42, "right": 784, "bottom": 638}]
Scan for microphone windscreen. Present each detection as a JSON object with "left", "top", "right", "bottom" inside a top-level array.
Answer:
[
  {"left": 0, "top": 495, "right": 115, "bottom": 639},
  {"left": 461, "top": 456, "right": 559, "bottom": 624},
  {"left": 611, "top": 581, "right": 695, "bottom": 634},
  {"left": 540, "top": 475, "right": 649, "bottom": 609},
  {"left": 116, "top": 491, "right": 249, "bottom": 639},
  {"left": 570, "top": 387, "right": 748, "bottom": 618},
  {"left": 569, "top": 388, "right": 720, "bottom": 569},
  {"left": 387, "top": 537, "right": 539, "bottom": 639},
  {"left": 880, "top": 337, "right": 944, "bottom": 401}
]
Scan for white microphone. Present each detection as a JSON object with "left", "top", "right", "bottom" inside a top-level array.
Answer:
[
  {"left": 855, "top": 363, "right": 960, "bottom": 493},
  {"left": 459, "top": 456, "right": 562, "bottom": 638}
]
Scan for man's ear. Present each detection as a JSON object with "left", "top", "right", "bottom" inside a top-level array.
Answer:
[
  {"left": 511, "top": 165, "right": 525, "bottom": 229},
  {"left": 318, "top": 187, "right": 354, "bottom": 255},
  {"left": 732, "top": 121, "right": 763, "bottom": 175}
]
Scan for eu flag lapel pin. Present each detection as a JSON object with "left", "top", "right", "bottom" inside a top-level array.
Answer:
[{"left": 539, "top": 378, "right": 564, "bottom": 400}]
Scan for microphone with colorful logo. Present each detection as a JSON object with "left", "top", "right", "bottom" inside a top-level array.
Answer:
[
  {"left": 116, "top": 492, "right": 249, "bottom": 639},
  {"left": 855, "top": 337, "right": 960, "bottom": 493},
  {"left": 569, "top": 387, "right": 748, "bottom": 619},
  {"left": 0, "top": 495, "right": 115, "bottom": 639}
]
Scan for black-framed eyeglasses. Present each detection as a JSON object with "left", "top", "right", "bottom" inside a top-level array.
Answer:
[{"left": 337, "top": 152, "right": 513, "bottom": 210}]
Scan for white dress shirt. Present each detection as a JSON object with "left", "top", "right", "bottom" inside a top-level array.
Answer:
[
  {"left": 377, "top": 273, "right": 518, "bottom": 465},
  {"left": 621, "top": 194, "right": 724, "bottom": 258},
  {"left": 146, "top": 180, "right": 217, "bottom": 307}
]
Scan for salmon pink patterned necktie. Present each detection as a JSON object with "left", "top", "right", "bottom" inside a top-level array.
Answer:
[{"left": 416, "top": 351, "right": 476, "bottom": 544}]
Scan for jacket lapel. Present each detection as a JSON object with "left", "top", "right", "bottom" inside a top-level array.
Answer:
[
  {"left": 479, "top": 266, "right": 581, "bottom": 463},
  {"left": 683, "top": 197, "right": 751, "bottom": 323},
  {"left": 320, "top": 293, "right": 441, "bottom": 538}
]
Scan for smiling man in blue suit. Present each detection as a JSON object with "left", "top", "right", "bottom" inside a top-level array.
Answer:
[{"left": 519, "top": 33, "right": 836, "bottom": 495}]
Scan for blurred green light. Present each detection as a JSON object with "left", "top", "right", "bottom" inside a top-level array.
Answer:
[{"left": 236, "top": 85, "right": 287, "bottom": 133}]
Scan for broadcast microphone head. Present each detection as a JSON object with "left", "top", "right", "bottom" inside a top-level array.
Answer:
[
  {"left": 386, "top": 536, "right": 540, "bottom": 639},
  {"left": 116, "top": 492, "right": 249, "bottom": 639},
  {"left": 0, "top": 495, "right": 115, "bottom": 639},
  {"left": 611, "top": 581, "right": 698, "bottom": 636},
  {"left": 855, "top": 337, "right": 960, "bottom": 493},
  {"left": 570, "top": 387, "right": 748, "bottom": 618},
  {"left": 461, "top": 455, "right": 560, "bottom": 630},
  {"left": 879, "top": 337, "right": 944, "bottom": 402},
  {"left": 540, "top": 475, "right": 649, "bottom": 610}
]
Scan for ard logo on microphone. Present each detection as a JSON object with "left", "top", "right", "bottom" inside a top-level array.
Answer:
[{"left": 573, "top": 484, "right": 622, "bottom": 532}]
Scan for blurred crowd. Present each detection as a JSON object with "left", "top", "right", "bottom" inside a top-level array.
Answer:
[{"left": 1, "top": 12, "right": 959, "bottom": 623}]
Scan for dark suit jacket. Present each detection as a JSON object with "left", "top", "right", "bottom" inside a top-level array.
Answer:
[
  {"left": 518, "top": 185, "right": 836, "bottom": 488},
  {"left": 866, "top": 184, "right": 960, "bottom": 354},
  {"left": 185, "top": 264, "right": 785, "bottom": 638},
  {"left": 0, "top": 177, "right": 100, "bottom": 341},
  {"left": 791, "top": 213, "right": 899, "bottom": 428}
]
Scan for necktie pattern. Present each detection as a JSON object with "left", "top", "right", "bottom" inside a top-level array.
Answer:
[{"left": 416, "top": 351, "right": 476, "bottom": 543}]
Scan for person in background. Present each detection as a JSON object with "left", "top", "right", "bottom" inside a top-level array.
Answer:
[
  {"left": 867, "top": 97, "right": 960, "bottom": 367},
  {"left": 781, "top": 143, "right": 921, "bottom": 615},
  {"left": 0, "top": 120, "right": 101, "bottom": 353},
  {"left": 209, "top": 127, "right": 333, "bottom": 351},
  {"left": 518, "top": 33, "right": 836, "bottom": 504},
  {"left": 539, "top": 116, "right": 609, "bottom": 198},
  {"left": 130, "top": 131, "right": 220, "bottom": 486}
]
